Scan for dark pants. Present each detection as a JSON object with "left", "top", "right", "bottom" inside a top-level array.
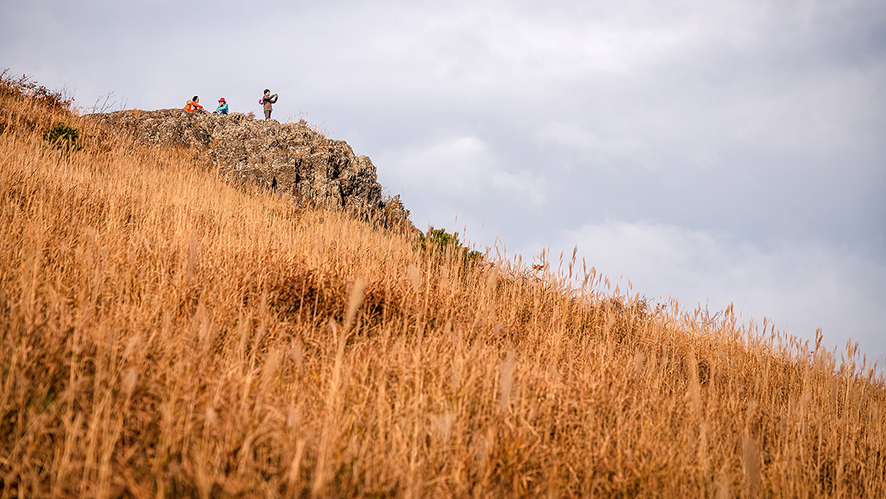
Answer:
[{"left": 264, "top": 110, "right": 272, "bottom": 120}]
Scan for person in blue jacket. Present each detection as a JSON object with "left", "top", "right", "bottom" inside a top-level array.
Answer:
[{"left": 214, "top": 97, "right": 229, "bottom": 115}]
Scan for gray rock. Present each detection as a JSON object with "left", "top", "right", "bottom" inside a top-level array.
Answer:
[{"left": 88, "top": 109, "right": 415, "bottom": 232}]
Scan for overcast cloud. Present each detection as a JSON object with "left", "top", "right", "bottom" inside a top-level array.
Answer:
[{"left": 2, "top": 0, "right": 884, "bottom": 363}]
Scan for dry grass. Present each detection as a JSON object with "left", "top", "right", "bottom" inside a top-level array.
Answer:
[{"left": 1, "top": 76, "right": 885, "bottom": 498}]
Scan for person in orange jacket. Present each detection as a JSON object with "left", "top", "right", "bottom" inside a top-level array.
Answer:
[{"left": 183, "top": 96, "right": 205, "bottom": 113}]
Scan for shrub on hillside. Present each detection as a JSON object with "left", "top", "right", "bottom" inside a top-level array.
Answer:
[
  {"left": 0, "top": 69, "right": 74, "bottom": 111},
  {"left": 415, "top": 226, "right": 483, "bottom": 265},
  {"left": 1, "top": 70, "right": 79, "bottom": 140},
  {"left": 43, "top": 124, "right": 80, "bottom": 151}
]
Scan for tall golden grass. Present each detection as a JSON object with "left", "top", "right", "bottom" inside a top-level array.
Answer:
[{"left": 1, "top": 75, "right": 884, "bottom": 498}]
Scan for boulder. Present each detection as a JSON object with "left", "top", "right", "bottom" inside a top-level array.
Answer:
[{"left": 89, "top": 109, "right": 414, "bottom": 232}]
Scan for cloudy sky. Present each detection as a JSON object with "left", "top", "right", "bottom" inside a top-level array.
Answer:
[{"left": 3, "top": 0, "right": 884, "bottom": 365}]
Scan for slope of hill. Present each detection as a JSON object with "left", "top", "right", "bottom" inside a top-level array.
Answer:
[{"left": 1, "top": 73, "right": 885, "bottom": 498}]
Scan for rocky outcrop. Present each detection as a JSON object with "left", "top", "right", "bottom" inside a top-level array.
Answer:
[{"left": 89, "top": 109, "right": 413, "bottom": 232}]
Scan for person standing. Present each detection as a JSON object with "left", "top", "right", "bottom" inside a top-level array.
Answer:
[{"left": 261, "top": 89, "right": 278, "bottom": 120}]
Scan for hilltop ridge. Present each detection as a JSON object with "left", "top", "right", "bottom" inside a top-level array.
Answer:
[{"left": 89, "top": 109, "right": 414, "bottom": 232}]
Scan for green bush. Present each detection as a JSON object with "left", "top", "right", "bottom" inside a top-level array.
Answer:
[
  {"left": 415, "top": 227, "right": 483, "bottom": 265},
  {"left": 43, "top": 124, "right": 80, "bottom": 151}
]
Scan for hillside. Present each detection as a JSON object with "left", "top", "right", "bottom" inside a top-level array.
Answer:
[{"left": 1, "top": 73, "right": 885, "bottom": 498}]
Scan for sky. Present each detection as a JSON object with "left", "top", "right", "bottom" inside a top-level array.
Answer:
[{"left": 2, "top": 0, "right": 884, "bottom": 366}]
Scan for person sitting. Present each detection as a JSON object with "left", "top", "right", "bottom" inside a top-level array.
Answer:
[
  {"left": 183, "top": 96, "right": 204, "bottom": 113},
  {"left": 214, "top": 97, "right": 229, "bottom": 115}
]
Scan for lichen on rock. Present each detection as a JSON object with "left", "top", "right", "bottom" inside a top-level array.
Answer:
[{"left": 89, "top": 109, "right": 414, "bottom": 232}]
